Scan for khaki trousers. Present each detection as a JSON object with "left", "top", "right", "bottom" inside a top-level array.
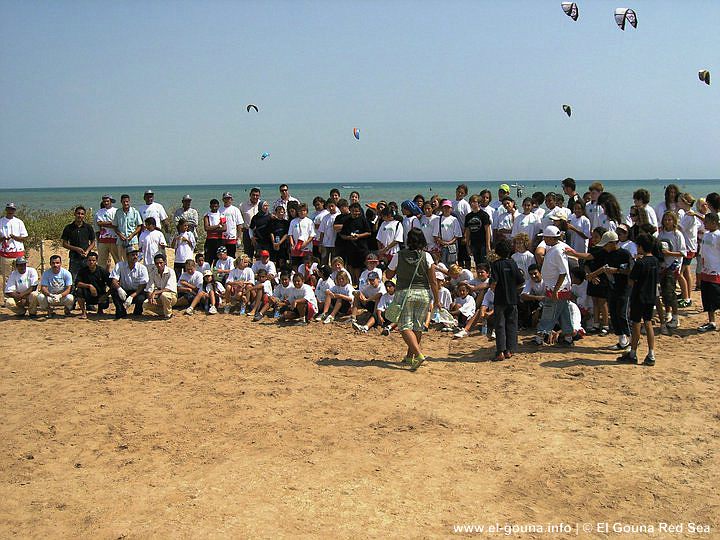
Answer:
[
  {"left": 143, "top": 291, "right": 178, "bottom": 317},
  {"left": 5, "top": 292, "right": 39, "bottom": 315}
]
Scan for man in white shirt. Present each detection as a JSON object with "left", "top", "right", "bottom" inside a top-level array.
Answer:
[
  {"left": 1, "top": 202, "right": 29, "bottom": 298},
  {"left": 138, "top": 190, "right": 170, "bottom": 233},
  {"left": 533, "top": 225, "right": 574, "bottom": 347},
  {"left": 272, "top": 184, "right": 299, "bottom": 212},
  {"left": 143, "top": 252, "right": 178, "bottom": 319},
  {"left": 288, "top": 203, "right": 315, "bottom": 264},
  {"left": 3, "top": 257, "right": 39, "bottom": 316},
  {"left": 318, "top": 199, "right": 340, "bottom": 265},
  {"left": 220, "top": 192, "right": 244, "bottom": 258},
  {"left": 240, "top": 188, "right": 261, "bottom": 258},
  {"left": 95, "top": 195, "right": 120, "bottom": 271},
  {"left": 109, "top": 246, "right": 149, "bottom": 318}
]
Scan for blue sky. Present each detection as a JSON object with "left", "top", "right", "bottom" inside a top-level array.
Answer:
[{"left": 0, "top": 0, "right": 717, "bottom": 188}]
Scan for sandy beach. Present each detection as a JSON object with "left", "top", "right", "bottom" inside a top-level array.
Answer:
[{"left": 1, "top": 278, "right": 718, "bottom": 538}]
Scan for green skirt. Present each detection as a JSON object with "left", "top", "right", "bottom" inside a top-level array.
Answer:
[{"left": 394, "top": 288, "right": 431, "bottom": 332}]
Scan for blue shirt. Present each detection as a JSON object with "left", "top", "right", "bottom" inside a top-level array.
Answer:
[
  {"left": 112, "top": 207, "right": 143, "bottom": 246},
  {"left": 41, "top": 268, "right": 73, "bottom": 294}
]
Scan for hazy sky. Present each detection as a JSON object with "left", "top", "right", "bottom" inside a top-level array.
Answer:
[{"left": 1, "top": 0, "right": 717, "bottom": 188}]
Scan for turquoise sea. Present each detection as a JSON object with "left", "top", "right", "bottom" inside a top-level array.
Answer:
[{"left": 1, "top": 179, "right": 718, "bottom": 214}]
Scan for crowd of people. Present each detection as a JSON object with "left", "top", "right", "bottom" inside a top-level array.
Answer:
[{"left": 2, "top": 180, "right": 719, "bottom": 369}]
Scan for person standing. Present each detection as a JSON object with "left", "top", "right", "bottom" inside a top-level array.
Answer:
[
  {"left": 490, "top": 240, "right": 526, "bottom": 361},
  {"left": 172, "top": 194, "right": 199, "bottom": 234},
  {"left": 272, "top": 184, "right": 299, "bottom": 212},
  {"left": 240, "top": 188, "right": 261, "bottom": 258},
  {"left": 3, "top": 256, "right": 39, "bottom": 316},
  {"left": 453, "top": 184, "right": 473, "bottom": 269},
  {"left": 532, "top": 225, "right": 574, "bottom": 347},
  {"left": 561, "top": 178, "right": 582, "bottom": 210},
  {"left": 61, "top": 205, "right": 96, "bottom": 281},
  {"left": 138, "top": 190, "right": 170, "bottom": 232},
  {"left": 0, "top": 202, "right": 28, "bottom": 297},
  {"left": 385, "top": 228, "right": 440, "bottom": 370},
  {"left": 220, "top": 192, "right": 244, "bottom": 258},
  {"left": 95, "top": 195, "right": 119, "bottom": 270},
  {"left": 112, "top": 194, "right": 143, "bottom": 261}
]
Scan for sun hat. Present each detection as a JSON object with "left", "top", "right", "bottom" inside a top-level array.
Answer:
[
  {"left": 6, "top": 202, "right": 16, "bottom": 209},
  {"left": 144, "top": 189, "right": 154, "bottom": 196},
  {"left": 203, "top": 270, "right": 213, "bottom": 277},
  {"left": 101, "top": 194, "right": 116, "bottom": 203},
  {"left": 540, "top": 225, "right": 562, "bottom": 238},
  {"left": 441, "top": 199, "right": 453, "bottom": 207},
  {"left": 365, "top": 202, "right": 378, "bottom": 211},
  {"left": 596, "top": 231, "right": 619, "bottom": 247},
  {"left": 549, "top": 208, "right": 571, "bottom": 221},
  {"left": 182, "top": 194, "right": 192, "bottom": 201},
  {"left": 126, "top": 245, "right": 140, "bottom": 254},
  {"left": 222, "top": 192, "right": 233, "bottom": 199}
]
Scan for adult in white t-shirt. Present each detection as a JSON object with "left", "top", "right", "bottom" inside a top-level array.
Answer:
[
  {"left": 3, "top": 257, "right": 39, "bottom": 315},
  {"left": 220, "top": 192, "right": 244, "bottom": 258},
  {"left": 95, "top": 195, "right": 119, "bottom": 270},
  {"left": 1, "top": 203, "right": 29, "bottom": 294},
  {"left": 138, "top": 190, "right": 170, "bottom": 232},
  {"left": 535, "top": 226, "right": 573, "bottom": 345}
]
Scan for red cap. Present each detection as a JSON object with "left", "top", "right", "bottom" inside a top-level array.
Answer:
[{"left": 260, "top": 250, "right": 270, "bottom": 257}]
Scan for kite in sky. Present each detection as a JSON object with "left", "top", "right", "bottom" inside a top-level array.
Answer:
[
  {"left": 614, "top": 8, "right": 638, "bottom": 30},
  {"left": 561, "top": 2, "right": 578, "bottom": 21}
]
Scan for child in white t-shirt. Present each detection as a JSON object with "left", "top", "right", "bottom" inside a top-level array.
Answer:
[
  {"left": 282, "top": 273, "right": 319, "bottom": 323},
  {"left": 140, "top": 217, "right": 167, "bottom": 267},
  {"left": 449, "top": 282, "right": 476, "bottom": 329},
  {"left": 313, "top": 265, "right": 334, "bottom": 317},
  {"left": 330, "top": 256, "right": 353, "bottom": 285},
  {"left": 249, "top": 269, "right": 274, "bottom": 321},
  {"left": 202, "top": 271, "right": 224, "bottom": 314},
  {"left": 297, "top": 253, "right": 318, "bottom": 287},
  {"left": 376, "top": 280, "right": 397, "bottom": 335},
  {"left": 194, "top": 252, "right": 211, "bottom": 274},
  {"left": 351, "top": 271, "right": 387, "bottom": 333},
  {"left": 171, "top": 218, "right": 194, "bottom": 275},
  {"left": 511, "top": 233, "right": 535, "bottom": 281},
  {"left": 321, "top": 271, "right": 355, "bottom": 324},
  {"left": 214, "top": 246, "right": 234, "bottom": 284},
  {"left": 224, "top": 255, "right": 255, "bottom": 313},
  {"left": 268, "top": 271, "right": 293, "bottom": 319},
  {"left": 376, "top": 208, "right": 404, "bottom": 262}
]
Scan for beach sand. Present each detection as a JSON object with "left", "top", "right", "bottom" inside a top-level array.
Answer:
[{"left": 1, "top": 247, "right": 718, "bottom": 538}]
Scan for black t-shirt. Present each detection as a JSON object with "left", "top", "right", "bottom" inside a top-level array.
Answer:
[
  {"left": 333, "top": 213, "right": 352, "bottom": 253},
  {"left": 61, "top": 222, "right": 96, "bottom": 261},
  {"left": 341, "top": 215, "right": 371, "bottom": 252},
  {"left": 465, "top": 211, "right": 491, "bottom": 244},
  {"left": 76, "top": 265, "right": 111, "bottom": 295},
  {"left": 490, "top": 258, "right": 525, "bottom": 306},
  {"left": 567, "top": 193, "right": 582, "bottom": 210},
  {"left": 629, "top": 255, "right": 659, "bottom": 304},
  {"left": 605, "top": 247, "right": 633, "bottom": 293},
  {"left": 250, "top": 212, "right": 273, "bottom": 246}
]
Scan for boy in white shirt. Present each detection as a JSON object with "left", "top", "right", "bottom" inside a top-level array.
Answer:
[
  {"left": 448, "top": 282, "right": 476, "bottom": 330},
  {"left": 434, "top": 200, "right": 463, "bottom": 266},
  {"left": 698, "top": 212, "right": 720, "bottom": 333},
  {"left": 313, "top": 265, "right": 334, "bottom": 319},
  {"left": 139, "top": 217, "right": 167, "bottom": 267},
  {"left": 282, "top": 273, "right": 318, "bottom": 323},
  {"left": 520, "top": 264, "right": 545, "bottom": 329},
  {"left": 213, "top": 246, "right": 234, "bottom": 284},
  {"left": 351, "top": 271, "right": 387, "bottom": 333},
  {"left": 250, "top": 269, "right": 275, "bottom": 321},
  {"left": 358, "top": 253, "right": 382, "bottom": 289},
  {"left": 289, "top": 203, "right": 315, "bottom": 266},
  {"left": 177, "top": 259, "right": 203, "bottom": 311},
  {"left": 171, "top": 218, "right": 195, "bottom": 276},
  {"left": 376, "top": 280, "right": 397, "bottom": 335},
  {"left": 317, "top": 199, "right": 340, "bottom": 266},
  {"left": 251, "top": 249, "right": 277, "bottom": 282}
]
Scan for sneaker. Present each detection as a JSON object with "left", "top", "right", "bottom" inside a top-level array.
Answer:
[
  {"left": 642, "top": 354, "right": 656, "bottom": 366},
  {"left": 659, "top": 324, "right": 670, "bottom": 335},
  {"left": 208, "top": 305, "right": 218, "bottom": 315},
  {"left": 503, "top": 351, "right": 513, "bottom": 359},
  {"left": 599, "top": 327, "right": 609, "bottom": 337},
  {"left": 273, "top": 310, "right": 281, "bottom": 319},
  {"left": 667, "top": 317, "right": 679, "bottom": 329},
  {"left": 532, "top": 335, "right": 544, "bottom": 346},
  {"left": 488, "top": 330, "right": 496, "bottom": 340},
  {"left": 252, "top": 313, "right": 263, "bottom": 322},
  {"left": 559, "top": 337, "right": 574, "bottom": 347},
  {"left": 409, "top": 354, "right": 426, "bottom": 371},
  {"left": 665, "top": 312, "right": 673, "bottom": 323},
  {"left": 184, "top": 307, "right": 194, "bottom": 316},
  {"left": 223, "top": 306, "right": 231, "bottom": 314},
  {"left": 164, "top": 313, "right": 173, "bottom": 320},
  {"left": 381, "top": 327, "right": 390, "bottom": 336},
  {"left": 323, "top": 315, "right": 334, "bottom": 324},
  {"left": 616, "top": 352, "right": 638, "bottom": 364},
  {"left": 492, "top": 354, "right": 505, "bottom": 362},
  {"left": 685, "top": 299, "right": 693, "bottom": 307},
  {"left": 313, "top": 313, "right": 323, "bottom": 322},
  {"left": 239, "top": 304, "right": 246, "bottom": 315},
  {"left": 440, "top": 326, "right": 454, "bottom": 333},
  {"left": 453, "top": 329, "right": 468, "bottom": 339},
  {"left": 587, "top": 326, "right": 600, "bottom": 335},
  {"left": 609, "top": 342, "right": 631, "bottom": 351},
  {"left": 351, "top": 321, "right": 366, "bottom": 333},
  {"left": 698, "top": 322, "right": 717, "bottom": 333},
  {"left": 678, "top": 299, "right": 688, "bottom": 308}
]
